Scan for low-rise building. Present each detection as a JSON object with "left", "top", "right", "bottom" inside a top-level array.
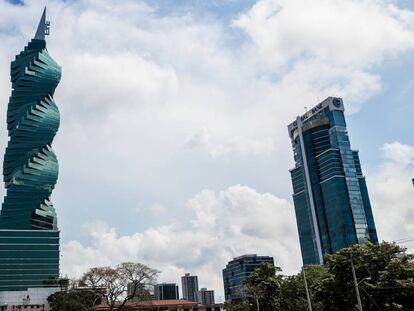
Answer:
[
  {"left": 94, "top": 300, "right": 224, "bottom": 311},
  {"left": 95, "top": 299, "right": 196, "bottom": 310},
  {"left": 0, "top": 304, "right": 50, "bottom": 311},
  {"left": 0, "top": 287, "right": 60, "bottom": 311}
]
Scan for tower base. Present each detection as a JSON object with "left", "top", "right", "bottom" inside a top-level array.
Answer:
[{"left": 0, "top": 230, "right": 59, "bottom": 291}]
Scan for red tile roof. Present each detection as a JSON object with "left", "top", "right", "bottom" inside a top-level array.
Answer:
[{"left": 95, "top": 299, "right": 199, "bottom": 310}]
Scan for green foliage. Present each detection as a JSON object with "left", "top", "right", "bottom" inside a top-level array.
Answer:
[
  {"left": 316, "top": 242, "right": 414, "bottom": 311},
  {"left": 48, "top": 290, "right": 99, "bottom": 311},
  {"left": 279, "top": 265, "right": 327, "bottom": 311},
  {"left": 224, "top": 301, "right": 250, "bottom": 311},
  {"left": 229, "top": 242, "right": 414, "bottom": 311},
  {"left": 245, "top": 262, "right": 283, "bottom": 310}
]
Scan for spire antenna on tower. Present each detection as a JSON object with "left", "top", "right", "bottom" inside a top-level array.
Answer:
[{"left": 34, "top": 7, "right": 50, "bottom": 40}]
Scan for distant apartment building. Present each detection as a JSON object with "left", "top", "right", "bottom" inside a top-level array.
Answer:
[
  {"left": 288, "top": 97, "right": 378, "bottom": 265},
  {"left": 181, "top": 273, "right": 199, "bottom": 302},
  {"left": 154, "top": 283, "right": 179, "bottom": 300},
  {"left": 127, "top": 282, "right": 153, "bottom": 301},
  {"left": 222, "top": 254, "right": 274, "bottom": 301},
  {"left": 195, "top": 288, "right": 215, "bottom": 305}
]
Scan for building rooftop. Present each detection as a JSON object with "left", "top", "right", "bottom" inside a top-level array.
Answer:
[
  {"left": 232, "top": 254, "right": 257, "bottom": 260},
  {"left": 287, "top": 97, "right": 345, "bottom": 134},
  {"left": 95, "top": 299, "right": 199, "bottom": 310}
]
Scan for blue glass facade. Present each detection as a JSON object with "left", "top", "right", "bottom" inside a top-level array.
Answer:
[
  {"left": 288, "top": 97, "right": 378, "bottom": 265},
  {"left": 0, "top": 9, "right": 60, "bottom": 291},
  {"left": 222, "top": 254, "right": 274, "bottom": 302}
]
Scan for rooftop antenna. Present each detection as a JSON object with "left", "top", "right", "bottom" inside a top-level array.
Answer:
[{"left": 34, "top": 7, "right": 50, "bottom": 40}]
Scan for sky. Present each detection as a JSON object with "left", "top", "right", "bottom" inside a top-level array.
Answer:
[{"left": 0, "top": 0, "right": 413, "bottom": 302}]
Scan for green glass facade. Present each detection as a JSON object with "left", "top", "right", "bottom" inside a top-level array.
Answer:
[
  {"left": 155, "top": 283, "right": 180, "bottom": 300},
  {"left": 0, "top": 230, "right": 59, "bottom": 291},
  {"left": 0, "top": 9, "right": 60, "bottom": 291},
  {"left": 288, "top": 97, "right": 378, "bottom": 265}
]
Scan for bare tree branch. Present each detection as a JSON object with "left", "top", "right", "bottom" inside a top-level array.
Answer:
[{"left": 81, "top": 262, "right": 159, "bottom": 311}]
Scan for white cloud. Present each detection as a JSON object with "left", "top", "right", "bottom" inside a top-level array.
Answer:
[
  {"left": 234, "top": 0, "right": 414, "bottom": 68},
  {"left": 233, "top": 0, "right": 414, "bottom": 112},
  {"left": 62, "top": 185, "right": 300, "bottom": 301},
  {"left": 185, "top": 127, "right": 275, "bottom": 158},
  {"left": 149, "top": 203, "right": 167, "bottom": 216},
  {"left": 368, "top": 142, "right": 414, "bottom": 249},
  {"left": 381, "top": 141, "right": 414, "bottom": 165}
]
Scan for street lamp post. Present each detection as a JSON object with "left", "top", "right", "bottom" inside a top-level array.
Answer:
[
  {"left": 350, "top": 258, "right": 363, "bottom": 311},
  {"left": 302, "top": 266, "right": 313, "bottom": 311},
  {"left": 255, "top": 295, "right": 260, "bottom": 311}
]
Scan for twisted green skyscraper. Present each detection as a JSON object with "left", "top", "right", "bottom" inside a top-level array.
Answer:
[
  {"left": 0, "top": 8, "right": 60, "bottom": 291},
  {"left": 0, "top": 8, "right": 61, "bottom": 230}
]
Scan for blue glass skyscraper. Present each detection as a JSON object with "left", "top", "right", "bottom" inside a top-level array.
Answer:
[
  {"left": 288, "top": 97, "right": 378, "bottom": 265},
  {"left": 223, "top": 254, "right": 274, "bottom": 302}
]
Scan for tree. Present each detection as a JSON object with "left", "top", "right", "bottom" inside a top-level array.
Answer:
[
  {"left": 316, "top": 241, "right": 414, "bottom": 311},
  {"left": 244, "top": 262, "right": 283, "bottom": 311},
  {"left": 279, "top": 265, "right": 327, "bottom": 311},
  {"left": 224, "top": 301, "right": 250, "bottom": 311},
  {"left": 48, "top": 289, "right": 99, "bottom": 311},
  {"left": 222, "top": 242, "right": 413, "bottom": 311},
  {"left": 81, "top": 262, "right": 159, "bottom": 311}
]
